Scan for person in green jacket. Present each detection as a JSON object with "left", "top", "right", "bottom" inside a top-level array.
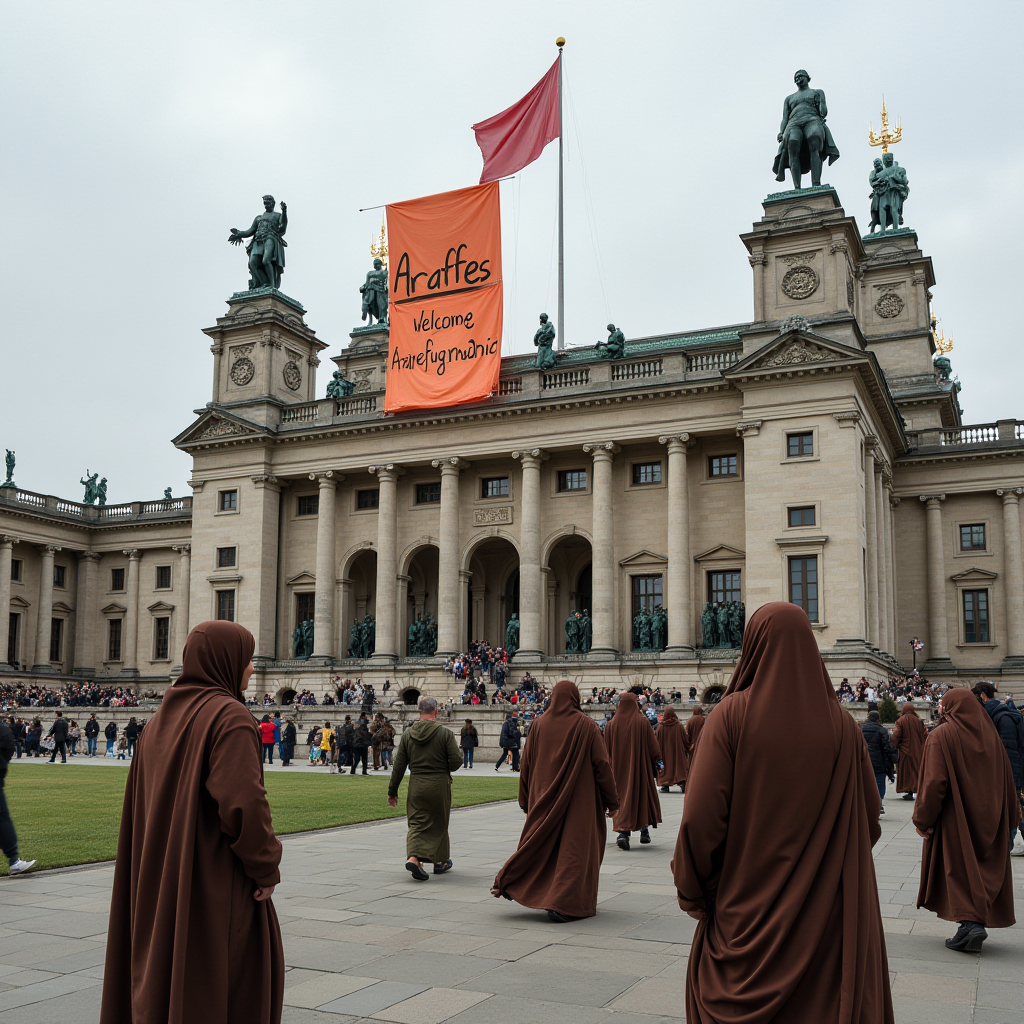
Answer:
[{"left": 387, "top": 696, "right": 463, "bottom": 881}]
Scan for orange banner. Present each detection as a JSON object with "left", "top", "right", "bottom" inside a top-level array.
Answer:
[{"left": 384, "top": 182, "right": 502, "bottom": 413}]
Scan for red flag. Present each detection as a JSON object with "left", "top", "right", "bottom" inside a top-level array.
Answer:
[{"left": 472, "top": 57, "right": 560, "bottom": 183}]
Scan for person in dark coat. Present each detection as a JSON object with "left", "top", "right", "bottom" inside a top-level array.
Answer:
[
  {"left": 656, "top": 706, "right": 688, "bottom": 793},
  {"left": 604, "top": 692, "right": 662, "bottom": 849},
  {"left": 860, "top": 710, "right": 895, "bottom": 814},
  {"left": 340, "top": 716, "right": 355, "bottom": 768},
  {"left": 683, "top": 705, "right": 705, "bottom": 757},
  {"left": 972, "top": 682, "right": 1024, "bottom": 851},
  {"left": 351, "top": 717, "right": 372, "bottom": 775},
  {"left": 496, "top": 712, "right": 522, "bottom": 772},
  {"left": 891, "top": 703, "right": 927, "bottom": 799},
  {"left": 281, "top": 719, "right": 296, "bottom": 766},
  {"left": 124, "top": 717, "right": 139, "bottom": 757},
  {"left": 84, "top": 714, "right": 100, "bottom": 756},
  {"left": 460, "top": 719, "right": 479, "bottom": 768},
  {"left": 104, "top": 720, "right": 117, "bottom": 756},
  {"left": 46, "top": 711, "right": 70, "bottom": 764}
]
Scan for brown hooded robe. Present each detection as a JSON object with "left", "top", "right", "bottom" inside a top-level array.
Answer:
[
  {"left": 913, "top": 687, "right": 1019, "bottom": 927},
  {"left": 684, "top": 707, "right": 705, "bottom": 756},
  {"left": 604, "top": 692, "right": 662, "bottom": 833},
  {"left": 101, "top": 621, "right": 284, "bottom": 1024},
  {"left": 672, "top": 603, "right": 892, "bottom": 1024},
  {"left": 891, "top": 703, "right": 926, "bottom": 794},
  {"left": 656, "top": 706, "right": 688, "bottom": 787},
  {"left": 491, "top": 681, "right": 618, "bottom": 918}
]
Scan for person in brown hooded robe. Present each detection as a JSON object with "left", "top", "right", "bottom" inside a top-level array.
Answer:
[
  {"left": 604, "top": 691, "right": 662, "bottom": 850},
  {"left": 913, "top": 687, "right": 1019, "bottom": 953},
  {"left": 891, "top": 702, "right": 926, "bottom": 799},
  {"left": 673, "top": 603, "right": 893, "bottom": 1024},
  {"left": 100, "top": 621, "right": 284, "bottom": 1024},
  {"left": 656, "top": 705, "right": 688, "bottom": 793},
  {"left": 491, "top": 680, "right": 618, "bottom": 922},
  {"left": 684, "top": 704, "right": 705, "bottom": 757}
]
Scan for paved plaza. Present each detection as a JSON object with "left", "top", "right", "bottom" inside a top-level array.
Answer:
[{"left": 0, "top": 786, "right": 1021, "bottom": 1024}]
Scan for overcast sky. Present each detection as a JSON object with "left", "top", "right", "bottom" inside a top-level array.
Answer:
[{"left": 3, "top": 1, "right": 1022, "bottom": 503}]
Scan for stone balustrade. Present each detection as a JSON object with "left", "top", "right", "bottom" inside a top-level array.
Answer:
[
  {"left": 0, "top": 488, "right": 193, "bottom": 524},
  {"left": 905, "top": 419, "right": 1024, "bottom": 452}
]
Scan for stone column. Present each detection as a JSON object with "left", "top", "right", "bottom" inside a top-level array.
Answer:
[
  {"left": 864, "top": 445, "right": 879, "bottom": 645},
  {"left": 370, "top": 464, "right": 403, "bottom": 660},
  {"left": 660, "top": 434, "right": 693, "bottom": 652},
  {"left": 397, "top": 575, "right": 411, "bottom": 654},
  {"left": 458, "top": 570, "right": 471, "bottom": 651},
  {"left": 432, "top": 457, "right": 469, "bottom": 656},
  {"left": 311, "top": 471, "right": 340, "bottom": 659},
  {"left": 339, "top": 578, "right": 353, "bottom": 655},
  {"left": 512, "top": 449, "right": 548, "bottom": 659},
  {"left": 880, "top": 479, "right": 895, "bottom": 654},
  {"left": 471, "top": 584, "right": 486, "bottom": 644},
  {"left": 172, "top": 544, "right": 191, "bottom": 670},
  {"left": 920, "top": 495, "right": 950, "bottom": 665},
  {"left": 73, "top": 551, "right": 100, "bottom": 674},
  {"left": 33, "top": 544, "right": 60, "bottom": 671},
  {"left": 874, "top": 460, "right": 888, "bottom": 652},
  {"left": 583, "top": 442, "right": 620, "bottom": 658},
  {"left": 0, "top": 536, "right": 17, "bottom": 666},
  {"left": 122, "top": 549, "right": 141, "bottom": 674},
  {"left": 998, "top": 488, "right": 1024, "bottom": 664},
  {"left": 889, "top": 496, "right": 901, "bottom": 651}
]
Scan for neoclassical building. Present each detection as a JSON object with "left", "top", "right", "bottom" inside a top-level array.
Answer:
[{"left": 3, "top": 184, "right": 1023, "bottom": 700}]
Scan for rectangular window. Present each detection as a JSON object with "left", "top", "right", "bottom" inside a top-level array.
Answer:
[
  {"left": 53, "top": 565, "right": 66, "bottom": 589},
  {"left": 481, "top": 477, "right": 510, "bottom": 498},
  {"left": 788, "top": 556, "right": 819, "bottom": 622},
  {"left": 357, "top": 488, "right": 379, "bottom": 510},
  {"left": 296, "top": 494, "right": 319, "bottom": 516},
  {"left": 416, "top": 482, "right": 442, "bottom": 505},
  {"left": 708, "top": 571, "right": 742, "bottom": 605},
  {"left": 108, "top": 619, "right": 122, "bottom": 662},
  {"left": 218, "top": 489, "right": 238, "bottom": 512},
  {"left": 49, "top": 619, "right": 63, "bottom": 662},
  {"left": 153, "top": 617, "right": 170, "bottom": 660},
  {"left": 7, "top": 612, "right": 18, "bottom": 666},
  {"left": 155, "top": 565, "right": 172, "bottom": 589},
  {"left": 788, "top": 505, "right": 816, "bottom": 528},
  {"left": 296, "top": 592, "right": 315, "bottom": 624},
  {"left": 787, "top": 432, "right": 814, "bottom": 457},
  {"left": 217, "top": 590, "right": 235, "bottom": 622},
  {"left": 709, "top": 454, "right": 738, "bottom": 477},
  {"left": 963, "top": 590, "right": 990, "bottom": 643},
  {"left": 110, "top": 567, "right": 125, "bottom": 592},
  {"left": 10, "top": 558, "right": 22, "bottom": 583},
  {"left": 631, "top": 575, "right": 663, "bottom": 616},
  {"left": 557, "top": 469, "right": 588, "bottom": 492},
  {"left": 217, "top": 547, "right": 237, "bottom": 569},
  {"left": 632, "top": 461, "right": 663, "bottom": 485},
  {"left": 959, "top": 523, "right": 986, "bottom": 551}
]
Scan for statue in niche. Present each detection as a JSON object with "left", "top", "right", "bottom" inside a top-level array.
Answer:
[
  {"left": 633, "top": 608, "right": 653, "bottom": 651},
  {"left": 348, "top": 619, "right": 362, "bottom": 658},
  {"left": 869, "top": 152, "right": 910, "bottom": 233},
  {"left": 596, "top": 324, "right": 626, "bottom": 359},
  {"left": 564, "top": 610, "right": 580, "bottom": 653},
  {"left": 2, "top": 449, "right": 14, "bottom": 487},
  {"left": 505, "top": 613, "right": 520, "bottom": 654},
  {"left": 292, "top": 618, "right": 314, "bottom": 659},
  {"left": 579, "top": 609, "right": 592, "bottom": 654},
  {"left": 348, "top": 615, "right": 376, "bottom": 658},
  {"left": 534, "top": 313, "right": 556, "bottom": 370},
  {"left": 651, "top": 605, "right": 667, "bottom": 651},
  {"left": 700, "top": 602, "right": 717, "bottom": 648},
  {"left": 326, "top": 370, "right": 355, "bottom": 399},
  {"left": 716, "top": 602, "right": 731, "bottom": 647},
  {"left": 406, "top": 613, "right": 437, "bottom": 656},
  {"left": 772, "top": 70, "right": 840, "bottom": 190},
  {"left": 727, "top": 601, "right": 744, "bottom": 647},
  {"left": 360, "top": 258, "right": 389, "bottom": 325},
  {"left": 80, "top": 471, "right": 100, "bottom": 505},
  {"left": 228, "top": 195, "right": 288, "bottom": 290}
]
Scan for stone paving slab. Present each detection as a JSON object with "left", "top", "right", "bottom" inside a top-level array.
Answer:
[{"left": 0, "top": 786, "right": 1021, "bottom": 1023}]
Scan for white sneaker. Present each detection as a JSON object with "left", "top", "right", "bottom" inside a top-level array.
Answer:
[
  {"left": 879, "top": 806, "right": 886, "bottom": 816},
  {"left": 8, "top": 859, "right": 36, "bottom": 876},
  {"left": 1011, "top": 836, "right": 1024, "bottom": 856}
]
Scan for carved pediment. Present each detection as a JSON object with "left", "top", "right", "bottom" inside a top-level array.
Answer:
[
  {"left": 693, "top": 544, "right": 746, "bottom": 563},
  {"left": 728, "top": 331, "right": 864, "bottom": 377},
  {"left": 9, "top": 595, "right": 30, "bottom": 610},
  {"left": 619, "top": 549, "right": 668, "bottom": 568},
  {"left": 102, "top": 602, "right": 127, "bottom": 615},
  {"left": 950, "top": 567, "right": 999, "bottom": 584},
  {"left": 147, "top": 600, "right": 176, "bottom": 613},
  {"left": 51, "top": 601, "right": 74, "bottom": 615},
  {"left": 286, "top": 571, "right": 316, "bottom": 586},
  {"left": 174, "top": 411, "right": 260, "bottom": 448}
]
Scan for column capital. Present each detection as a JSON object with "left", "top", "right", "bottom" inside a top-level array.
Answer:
[
  {"left": 123, "top": 548, "right": 141, "bottom": 560},
  {"left": 0, "top": 535, "right": 18, "bottom": 548},
  {"left": 431, "top": 457, "right": 471, "bottom": 474},
  {"left": 78, "top": 550, "right": 101, "bottom": 562},
  {"left": 187, "top": 479, "right": 205, "bottom": 492},
  {"left": 369, "top": 464, "right": 405, "bottom": 481},
  {"left": 736, "top": 420, "right": 763, "bottom": 438},
  {"left": 582, "top": 441, "right": 620, "bottom": 459},
  {"left": 39, "top": 544, "right": 61, "bottom": 555},
  {"left": 832, "top": 410, "right": 862, "bottom": 428},
  {"left": 658, "top": 433, "right": 693, "bottom": 450},
  {"left": 919, "top": 494, "right": 946, "bottom": 508},
  {"left": 997, "top": 487, "right": 1024, "bottom": 503},
  {"left": 458, "top": 569, "right": 473, "bottom": 583},
  {"left": 511, "top": 448, "right": 549, "bottom": 466},
  {"left": 251, "top": 474, "right": 283, "bottom": 490},
  {"left": 309, "top": 470, "right": 344, "bottom": 485},
  {"left": 172, "top": 544, "right": 192, "bottom": 555}
]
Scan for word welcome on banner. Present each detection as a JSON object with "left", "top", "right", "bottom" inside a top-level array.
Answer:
[{"left": 384, "top": 182, "right": 502, "bottom": 413}]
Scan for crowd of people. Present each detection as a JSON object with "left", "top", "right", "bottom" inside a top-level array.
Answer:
[
  {"left": 0, "top": 681, "right": 140, "bottom": 711},
  {"left": 3, "top": 712, "right": 144, "bottom": 760},
  {"left": 445, "top": 641, "right": 510, "bottom": 691},
  {"left": 837, "top": 673, "right": 949, "bottom": 705}
]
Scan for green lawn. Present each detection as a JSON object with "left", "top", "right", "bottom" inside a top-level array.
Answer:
[{"left": 3, "top": 765, "right": 517, "bottom": 872}]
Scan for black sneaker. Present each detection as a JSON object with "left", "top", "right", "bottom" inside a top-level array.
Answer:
[
  {"left": 660, "top": 786, "right": 670, "bottom": 793},
  {"left": 405, "top": 860, "right": 429, "bottom": 882},
  {"left": 640, "top": 828, "right": 652, "bottom": 845},
  {"left": 616, "top": 832, "right": 630, "bottom": 851}
]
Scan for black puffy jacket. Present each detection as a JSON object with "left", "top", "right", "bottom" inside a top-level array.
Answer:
[
  {"left": 983, "top": 699, "right": 1024, "bottom": 788},
  {"left": 860, "top": 720, "right": 895, "bottom": 778}
]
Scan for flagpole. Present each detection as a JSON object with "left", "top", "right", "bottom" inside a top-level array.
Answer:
[{"left": 556, "top": 36, "right": 565, "bottom": 350}]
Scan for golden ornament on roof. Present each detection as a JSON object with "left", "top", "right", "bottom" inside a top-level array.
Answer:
[
  {"left": 931, "top": 313, "right": 953, "bottom": 356},
  {"left": 868, "top": 96, "right": 903, "bottom": 154},
  {"left": 370, "top": 215, "right": 388, "bottom": 267}
]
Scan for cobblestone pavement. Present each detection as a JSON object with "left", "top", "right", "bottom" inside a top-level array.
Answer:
[{"left": 0, "top": 786, "right": 1021, "bottom": 1023}]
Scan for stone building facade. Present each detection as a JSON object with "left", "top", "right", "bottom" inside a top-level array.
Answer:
[{"left": 3, "top": 185, "right": 1023, "bottom": 699}]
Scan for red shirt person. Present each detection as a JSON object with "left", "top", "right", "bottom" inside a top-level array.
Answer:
[{"left": 672, "top": 603, "right": 892, "bottom": 1024}]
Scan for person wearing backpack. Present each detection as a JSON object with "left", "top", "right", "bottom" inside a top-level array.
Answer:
[
  {"left": 860, "top": 710, "right": 896, "bottom": 815},
  {"left": 972, "top": 682, "right": 1024, "bottom": 853},
  {"left": 104, "top": 720, "right": 118, "bottom": 757}
]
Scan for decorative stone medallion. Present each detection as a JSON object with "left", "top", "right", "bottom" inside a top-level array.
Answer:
[
  {"left": 780, "top": 265, "right": 819, "bottom": 300},
  {"left": 874, "top": 292, "right": 904, "bottom": 318},
  {"left": 229, "top": 357, "right": 255, "bottom": 386},
  {"left": 473, "top": 506, "right": 513, "bottom": 526},
  {"left": 282, "top": 361, "right": 302, "bottom": 391}
]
